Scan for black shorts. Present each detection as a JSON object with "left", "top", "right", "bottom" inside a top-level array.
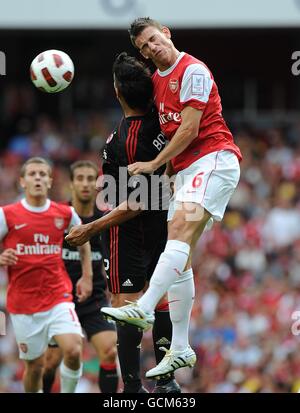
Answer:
[
  {"left": 79, "top": 308, "right": 115, "bottom": 341},
  {"left": 102, "top": 210, "right": 167, "bottom": 294}
]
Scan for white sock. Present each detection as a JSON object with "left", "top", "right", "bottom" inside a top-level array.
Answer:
[
  {"left": 60, "top": 362, "right": 82, "bottom": 393},
  {"left": 138, "top": 240, "right": 190, "bottom": 314},
  {"left": 168, "top": 268, "right": 195, "bottom": 352}
]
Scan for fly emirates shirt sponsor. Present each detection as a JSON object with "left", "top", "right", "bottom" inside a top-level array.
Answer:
[{"left": 0, "top": 199, "right": 81, "bottom": 314}]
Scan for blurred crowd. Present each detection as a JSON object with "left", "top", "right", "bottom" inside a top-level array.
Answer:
[{"left": 1, "top": 85, "right": 300, "bottom": 392}]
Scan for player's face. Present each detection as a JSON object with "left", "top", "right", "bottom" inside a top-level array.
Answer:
[
  {"left": 135, "top": 26, "right": 176, "bottom": 71},
  {"left": 71, "top": 167, "right": 97, "bottom": 203},
  {"left": 20, "top": 163, "right": 52, "bottom": 200}
]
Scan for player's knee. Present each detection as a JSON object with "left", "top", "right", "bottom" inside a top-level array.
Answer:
[
  {"left": 168, "top": 217, "right": 189, "bottom": 241},
  {"left": 26, "top": 359, "right": 44, "bottom": 378},
  {"left": 101, "top": 345, "right": 117, "bottom": 363},
  {"left": 63, "top": 343, "right": 82, "bottom": 364},
  {"left": 168, "top": 218, "right": 198, "bottom": 244}
]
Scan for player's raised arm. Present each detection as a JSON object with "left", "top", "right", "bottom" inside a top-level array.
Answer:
[{"left": 128, "top": 107, "right": 203, "bottom": 176}]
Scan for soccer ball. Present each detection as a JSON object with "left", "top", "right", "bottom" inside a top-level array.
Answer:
[{"left": 30, "top": 49, "right": 74, "bottom": 93}]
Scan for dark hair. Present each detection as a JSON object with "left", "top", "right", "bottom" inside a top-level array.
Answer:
[
  {"left": 70, "top": 160, "right": 98, "bottom": 181},
  {"left": 112, "top": 52, "right": 153, "bottom": 111},
  {"left": 20, "top": 157, "right": 52, "bottom": 177},
  {"left": 129, "top": 17, "right": 163, "bottom": 48}
]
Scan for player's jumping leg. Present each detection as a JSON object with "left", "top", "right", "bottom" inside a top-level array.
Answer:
[
  {"left": 54, "top": 334, "right": 83, "bottom": 393},
  {"left": 145, "top": 214, "right": 209, "bottom": 379}
]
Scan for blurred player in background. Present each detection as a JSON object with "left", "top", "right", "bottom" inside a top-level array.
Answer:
[
  {"left": 0, "top": 157, "right": 93, "bottom": 393},
  {"left": 43, "top": 160, "right": 118, "bottom": 393},
  {"left": 66, "top": 52, "right": 180, "bottom": 393},
  {"left": 101, "top": 17, "right": 242, "bottom": 380}
]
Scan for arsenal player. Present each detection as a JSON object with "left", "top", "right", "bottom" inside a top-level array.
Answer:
[
  {"left": 102, "top": 17, "right": 242, "bottom": 379},
  {"left": 0, "top": 157, "right": 93, "bottom": 393}
]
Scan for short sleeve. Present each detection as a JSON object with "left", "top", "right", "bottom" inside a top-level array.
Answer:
[
  {"left": 180, "top": 63, "right": 213, "bottom": 110},
  {"left": 67, "top": 207, "right": 82, "bottom": 231}
]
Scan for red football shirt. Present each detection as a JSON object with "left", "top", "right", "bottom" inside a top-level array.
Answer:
[
  {"left": 0, "top": 199, "right": 81, "bottom": 314},
  {"left": 152, "top": 52, "right": 242, "bottom": 172}
]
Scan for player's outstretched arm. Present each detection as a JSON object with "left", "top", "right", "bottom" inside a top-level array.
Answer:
[
  {"left": 76, "top": 242, "right": 93, "bottom": 303},
  {"left": 65, "top": 200, "right": 141, "bottom": 247},
  {"left": 128, "top": 107, "right": 203, "bottom": 176},
  {"left": 0, "top": 248, "right": 18, "bottom": 266}
]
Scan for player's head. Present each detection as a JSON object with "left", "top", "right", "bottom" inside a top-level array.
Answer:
[
  {"left": 70, "top": 160, "right": 98, "bottom": 204},
  {"left": 112, "top": 52, "right": 153, "bottom": 112},
  {"left": 129, "top": 17, "right": 176, "bottom": 70},
  {"left": 20, "top": 157, "right": 53, "bottom": 200}
]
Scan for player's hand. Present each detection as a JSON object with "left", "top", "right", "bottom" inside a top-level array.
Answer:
[
  {"left": 128, "top": 161, "right": 157, "bottom": 176},
  {"left": 76, "top": 276, "right": 93, "bottom": 303},
  {"left": 65, "top": 224, "right": 92, "bottom": 246},
  {"left": 0, "top": 249, "right": 18, "bottom": 266}
]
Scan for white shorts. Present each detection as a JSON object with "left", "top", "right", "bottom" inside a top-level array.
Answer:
[
  {"left": 167, "top": 150, "right": 240, "bottom": 225},
  {"left": 10, "top": 302, "right": 83, "bottom": 360}
]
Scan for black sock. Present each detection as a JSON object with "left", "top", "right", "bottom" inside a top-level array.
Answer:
[
  {"left": 42, "top": 369, "right": 56, "bottom": 393},
  {"left": 98, "top": 363, "right": 118, "bottom": 393},
  {"left": 153, "top": 307, "right": 175, "bottom": 385},
  {"left": 117, "top": 324, "right": 143, "bottom": 393}
]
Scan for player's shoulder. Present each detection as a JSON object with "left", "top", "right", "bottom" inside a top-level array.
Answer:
[
  {"left": 124, "top": 107, "right": 159, "bottom": 133},
  {"left": 92, "top": 208, "right": 103, "bottom": 220},
  {"left": 141, "top": 106, "right": 159, "bottom": 123},
  {"left": 181, "top": 53, "right": 212, "bottom": 77},
  {"left": 84, "top": 208, "right": 103, "bottom": 223},
  {"left": 136, "top": 107, "right": 160, "bottom": 136},
  {"left": 50, "top": 200, "right": 73, "bottom": 216},
  {"left": 1, "top": 200, "right": 22, "bottom": 214}
]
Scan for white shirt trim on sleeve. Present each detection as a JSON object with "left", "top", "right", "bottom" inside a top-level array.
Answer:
[
  {"left": 180, "top": 63, "right": 213, "bottom": 105},
  {"left": 68, "top": 207, "right": 81, "bottom": 231},
  {"left": 0, "top": 208, "right": 8, "bottom": 241}
]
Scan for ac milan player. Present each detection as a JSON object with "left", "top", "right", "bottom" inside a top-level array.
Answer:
[
  {"left": 101, "top": 17, "right": 242, "bottom": 379},
  {"left": 43, "top": 160, "right": 118, "bottom": 393},
  {"left": 0, "top": 157, "right": 93, "bottom": 393},
  {"left": 66, "top": 53, "right": 180, "bottom": 393}
]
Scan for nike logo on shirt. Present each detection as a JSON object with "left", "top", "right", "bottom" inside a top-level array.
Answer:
[{"left": 14, "top": 224, "right": 27, "bottom": 230}]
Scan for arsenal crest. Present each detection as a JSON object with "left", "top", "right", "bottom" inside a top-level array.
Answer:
[
  {"left": 169, "top": 78, "right": 179, "bottom": 93},
  {"left": 54, "top": 217, "right": 64, "bottom": 229}
]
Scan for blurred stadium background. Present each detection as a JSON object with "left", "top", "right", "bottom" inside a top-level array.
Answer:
[{"left": 1, "top": 0, "right": 300, "bottom": 393}]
